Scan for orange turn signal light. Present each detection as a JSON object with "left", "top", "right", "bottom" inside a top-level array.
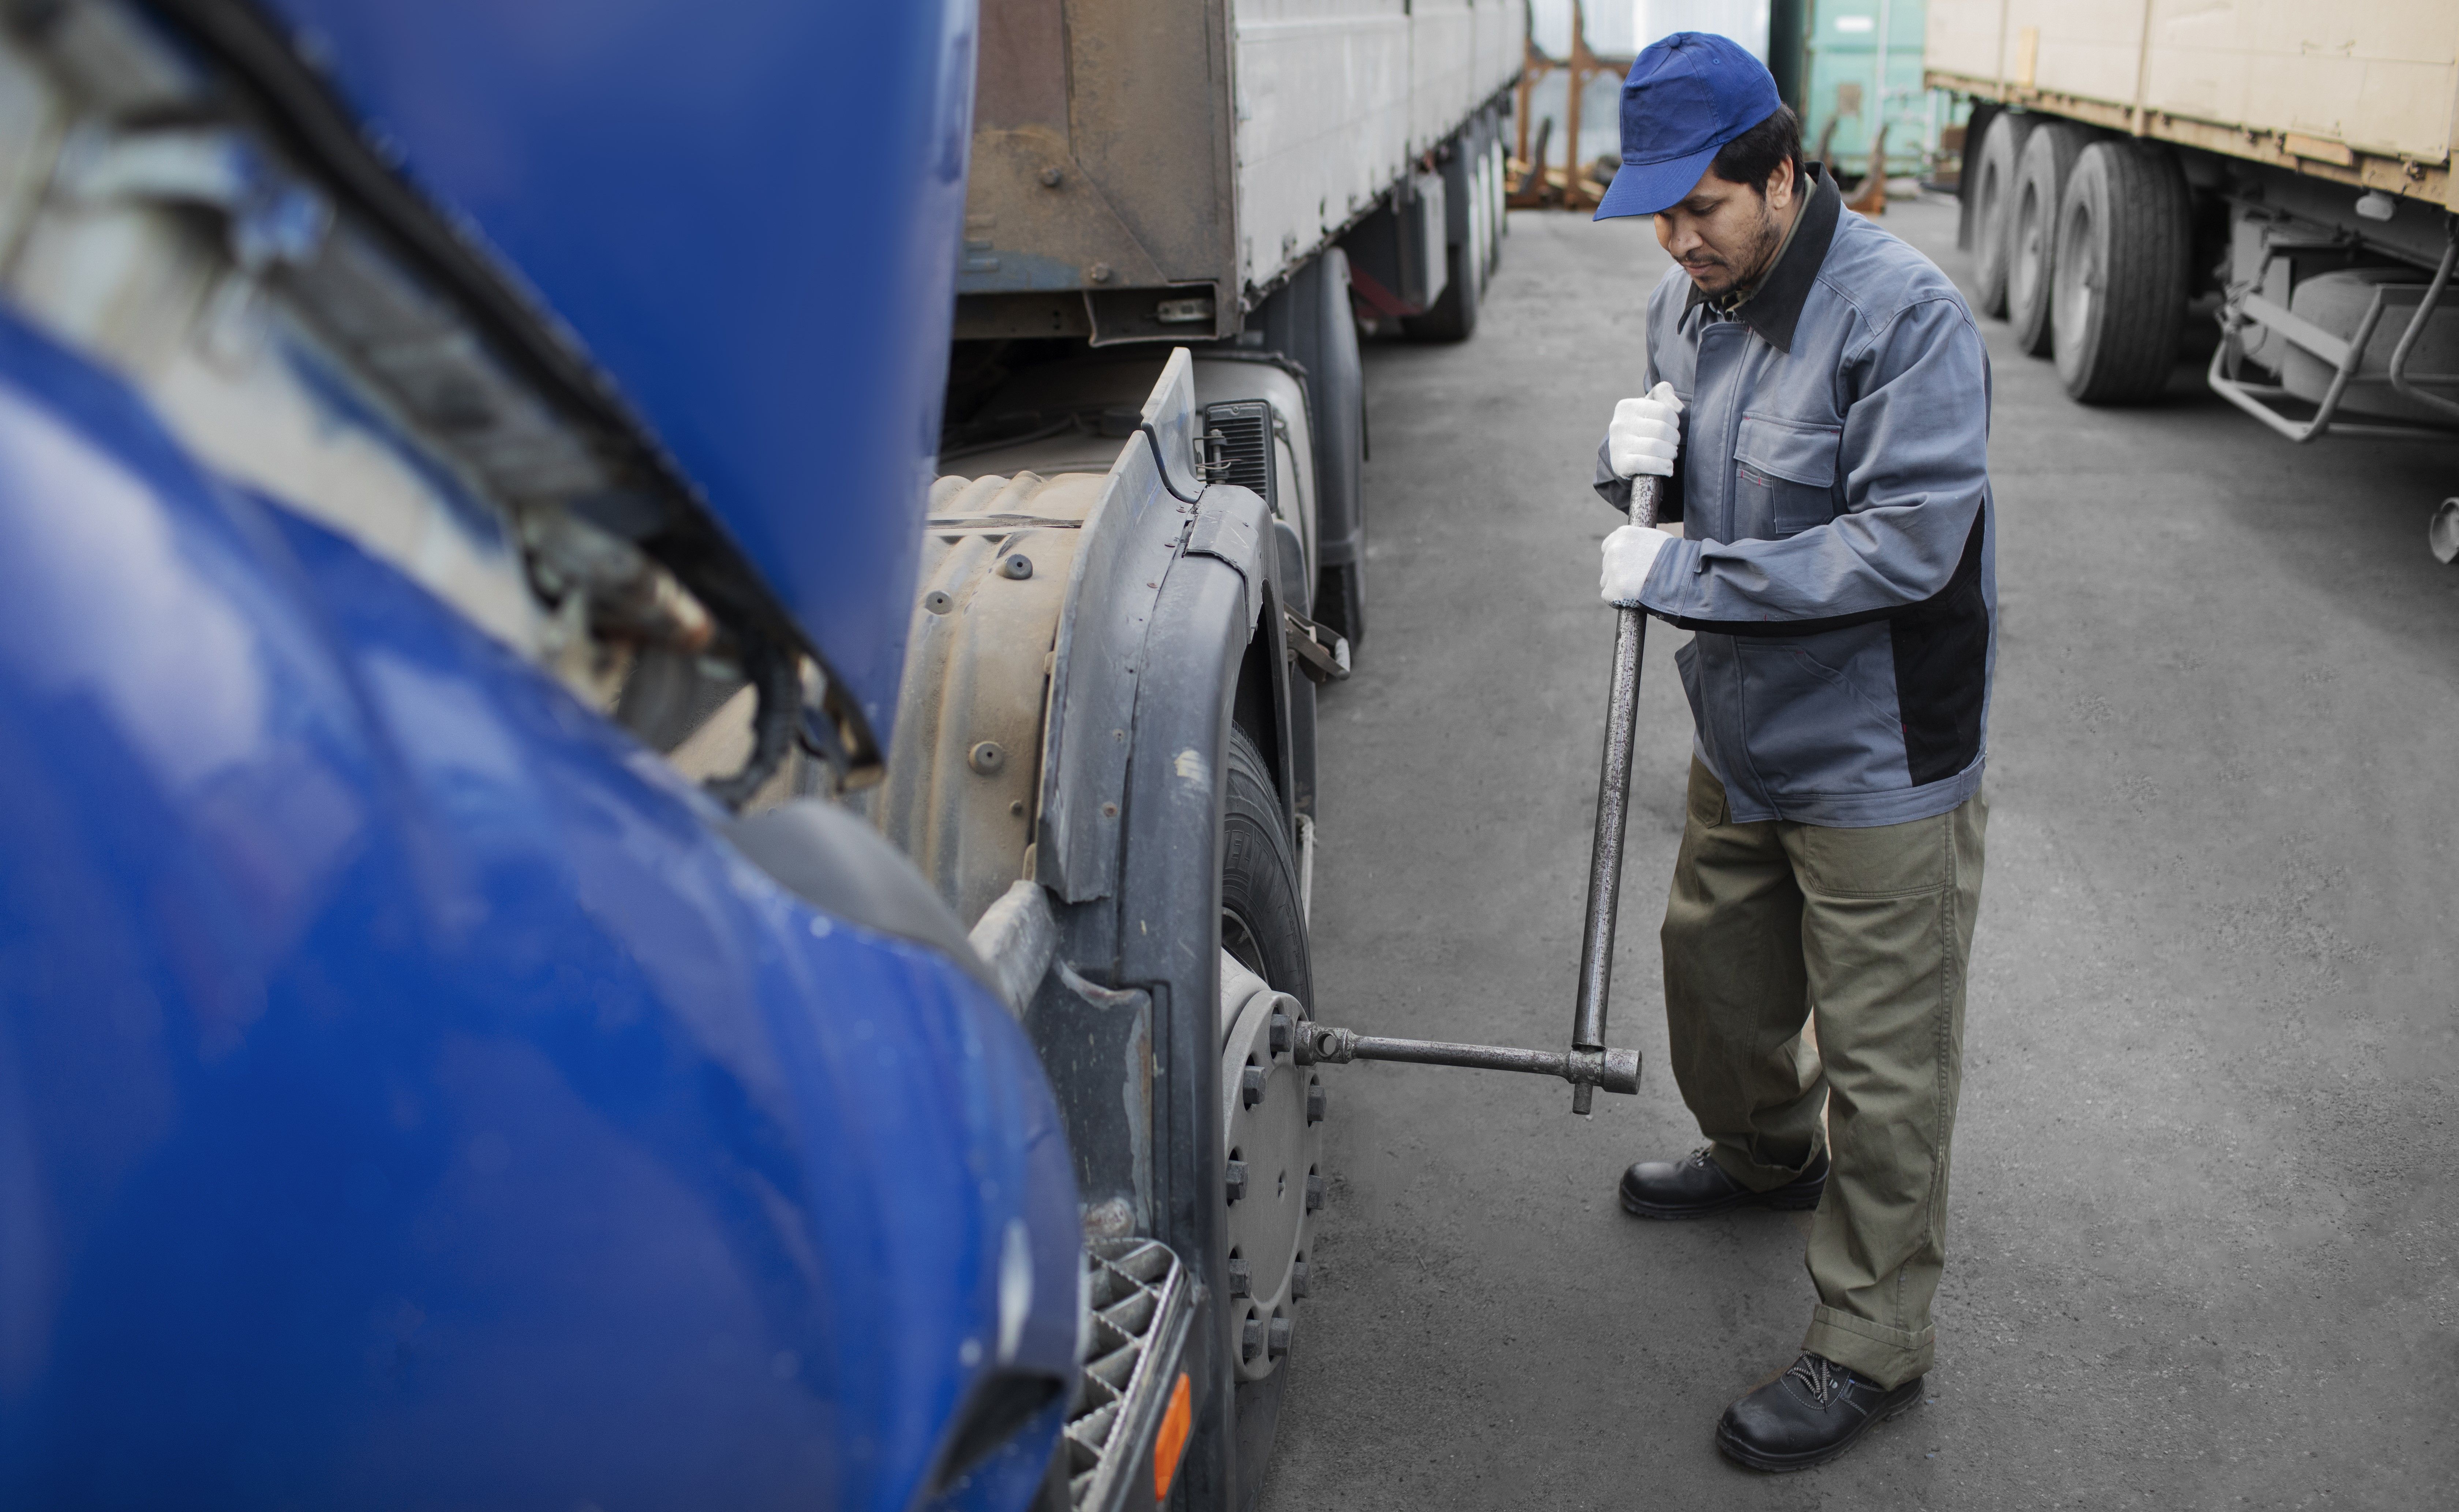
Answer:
[{"left": 1152, "top": 1372, "right": 1193, "bottom": 1502}]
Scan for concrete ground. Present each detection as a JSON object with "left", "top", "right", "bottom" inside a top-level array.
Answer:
[{"left": 1257, "top": 197, "right": 2459, "bottom": 1510}]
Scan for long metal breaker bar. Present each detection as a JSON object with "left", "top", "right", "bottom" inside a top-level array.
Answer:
[{"left": 1295, "top": 476, "right": 1663, "bottom": 1112}]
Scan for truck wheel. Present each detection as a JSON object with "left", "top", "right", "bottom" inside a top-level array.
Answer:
[
  {"left": 1403, "top": 237, "right": 1480, "bottom": 342},
  {"left": 1474, "top": 134, "right": 1497, "bottom": 288},
  {"left": 2007, "top": 123, "right": 2091, "bottom": 357},
  {"left": 1970, "top": 111, "right": 2036, "bottom": 319},
  {"left": 1218, "top": 723, "right": 1321, "bottom": 1508},
  {"left": 1220, "top": 723, "right": 1311, "bottom": 1004},
  {"left": 2051, "top": 140, "right": 2191, "bottom": 405},
  {"left": 1489, "top": 133, "right": 1508, "bottom": 270}
]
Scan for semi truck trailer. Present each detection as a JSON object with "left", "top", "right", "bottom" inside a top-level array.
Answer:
[
  {"left": 1926, "top": 1, "right": 2459, "bottom": 541},
  {"left": 0, "top": 2, "right": 1520, "bottom": 1510}
]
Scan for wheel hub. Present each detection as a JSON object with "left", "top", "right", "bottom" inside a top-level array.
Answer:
[{"left": 1219, "top": 950, "right": 1324, "bottom": 1383}]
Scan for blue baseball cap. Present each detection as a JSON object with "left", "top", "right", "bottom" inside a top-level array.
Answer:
[{"left": 1592, "top": 32, "right": 1784, "bottom": 221}]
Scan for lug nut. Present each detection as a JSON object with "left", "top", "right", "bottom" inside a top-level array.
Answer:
[
  {"left": 1227, "top": 1256, "right": 1251, "bottom": 1297},
  {"left": 1290, "top": 1259, "right": 1311, "bottom": 1299},
  {"left": 922, "top": 589, "right": 953, "bottom": 615},
  {"left": 1267, "top": 1315, "right": 1291, "bottom": 1359},
  {"left": 967, "top": 740, "right": 1005, "bottom": 775},
  {"left": 1306, "top": 1079, "right": 1326, "bottom": 1125},
  {"left": 999, "top": 552, "right": 1033, "bottom": 580},
  {"left": 1240, "top": 1063, "right": 1267, "bottom": 1108},
  {"left": 1305, "top": 1173, "right": 1324, "bottom": 1212},
  {"left": 1269, "top": 1012, "right": 1291, "bottom": 1054},
  {"left": 1242, "top": 1315, "right": 1265, "bottom": 1362},
  {"left": 1225, "top": 1159, "right": 1247, "bottom": 1203}
]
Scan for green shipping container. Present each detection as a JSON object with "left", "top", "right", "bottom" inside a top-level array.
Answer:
[{"left": 1789, "top": 0, "right": 1953, "bottom": 183}]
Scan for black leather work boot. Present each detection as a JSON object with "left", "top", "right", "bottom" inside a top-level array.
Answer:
[
  {"left": 1617, "top": 1146, "right": 1827, "bottom": 1219},
  {"left": 1716, "top": 1353, "right": 1923, "bottom": 1471}
]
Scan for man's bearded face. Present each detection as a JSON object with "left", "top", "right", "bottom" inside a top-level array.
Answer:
[{"left": 1652, "top": 161, "right": 1795, "bottom": 298}]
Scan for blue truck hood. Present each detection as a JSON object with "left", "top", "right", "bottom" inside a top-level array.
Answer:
[{"left": 249, "top": 0, "right": 978, "bottom": 755}]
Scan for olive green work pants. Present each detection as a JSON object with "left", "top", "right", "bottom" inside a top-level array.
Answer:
[{"left": 1661, "top": 759, "right": 1986, "bottom": 1388}]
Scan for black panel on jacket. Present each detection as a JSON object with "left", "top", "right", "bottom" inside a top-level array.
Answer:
[{"left": 1889, "top": 512, "right": 1991, "bottom": 784}]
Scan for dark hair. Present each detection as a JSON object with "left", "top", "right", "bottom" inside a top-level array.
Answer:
[{"left": 1710, "top": 106, "right": 1805, "bottom": 197}]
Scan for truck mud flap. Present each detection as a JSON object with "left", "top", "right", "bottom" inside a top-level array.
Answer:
[{"left": 1062, "top": 1238, "right": 1197, "bottom": 1512}]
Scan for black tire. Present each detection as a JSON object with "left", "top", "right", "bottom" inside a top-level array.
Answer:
[
  {"left": 1970, "top": 111, "right": 2036, "bottom": 319},
  {"left": 1218, "top": 721, "right": 1313, "bottom": 1512},
  {"left": 2007, "top": 123, "right": 2091, "bottom": 357},
  {"left": 1489, "top": 132, "right": 1507, "bottom": 270},
  {"left": 1220, "top": 723, "right": 1310, "bottom": 1009},
  {"left": 1406, "top": 131, "right": 1484, "bottom": 344},
  {"left": 2052, "top": 140, "right": 2192, "bottom": 405},
  {"left": 1404, "top": 236, "right": 1481, "bottom": 342}
]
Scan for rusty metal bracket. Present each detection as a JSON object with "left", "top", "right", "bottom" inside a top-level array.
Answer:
[{"left": 1283, "top": 607, "right": 1350, "bottom": 683}]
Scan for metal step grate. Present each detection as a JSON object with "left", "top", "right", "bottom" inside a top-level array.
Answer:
[{"left": 1064, "top": 1237, "right": 1193, "bottom": 1511}]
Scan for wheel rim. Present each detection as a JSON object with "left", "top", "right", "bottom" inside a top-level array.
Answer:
[
  {"left": 2013, "top": 183, "right": 2044, "bottom": 312},
  {"left": 2054, "top": 197, "right": 2097, "bottom": 360},
  {"left": 1217, "top": 945, "right": 1323, "bottom": 1384}
]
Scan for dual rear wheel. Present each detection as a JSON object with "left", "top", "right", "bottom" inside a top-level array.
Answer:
[{"left": 1972, "top": 112, "right": 2192, "bottom": 404}]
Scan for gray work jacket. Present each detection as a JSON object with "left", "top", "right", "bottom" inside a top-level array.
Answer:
[{"left": 1594, "top": 165, "right": 1995, "bottom": 828}]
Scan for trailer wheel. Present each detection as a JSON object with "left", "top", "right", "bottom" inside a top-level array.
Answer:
[
  {"left": 1217, "top": 722, "right": 1320, "bottom": 1509},
  {"left": 1403, "top": 238, "right": 1480, "bottom": 342},
  {"left": 1489, "top": 132, "right": 1508, "bottom": 270},
  {"left": 2051, "top": 140, "right": 2191, "bottom": 405},
  {"left": 2007, "top": 122, "right": 2091, "bottom": 357},
  {"left": 1970, "top": 110, "right": 2036, "bottom": 319}
]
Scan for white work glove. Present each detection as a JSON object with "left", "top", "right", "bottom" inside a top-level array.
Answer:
[
  {"left": 1607, "top": 381, "right": 1685, "bottom": 479},
  {"left": 1599, "top": 523, "right": 1669, "bottom": 606}
]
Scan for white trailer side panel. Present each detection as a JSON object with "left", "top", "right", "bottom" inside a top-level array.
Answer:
[
  {"left": 1473, "top": 0, "right": 1522, "bottom": 111},
  {"left": 2141, "top": 1, "right": 2458, "bottom": 163},
  {"left": 1410, "top": 0, "right": 1476, "bottom": 152},
  {"left": 1233, "top": 0, "right": 1521, "bottom": 297},
  {"left": 1927, "top": 0, "right": 2457, "bottom": 204},
  {"left": 1234, "top": 1, "right": 1412, "bottom": 292},
  {"left": 1922, "top": 0, "right": 2006, "bottom": 83},
  {"left": 2001, "top": 0, "right": 2149, "bottom": 106}
]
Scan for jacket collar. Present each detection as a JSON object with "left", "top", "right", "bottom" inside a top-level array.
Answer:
[{"left": 1682, "top": 162, "right": 1839, "bottom": 354}]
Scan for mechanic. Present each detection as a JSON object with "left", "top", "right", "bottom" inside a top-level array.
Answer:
[{"left": 1587, "top": 33, "right": 1995, "bottom": 1472}]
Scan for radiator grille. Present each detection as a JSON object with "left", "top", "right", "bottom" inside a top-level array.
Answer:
[{"left": 1202, "top": 400, "right": 1276, "bottom": 512}]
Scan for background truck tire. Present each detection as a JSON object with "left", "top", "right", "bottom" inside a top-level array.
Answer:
[
  {"left": 1403, "top": 236, "right": 1481, "bottom": 342},
  {"left": 2052, "top": 140, "right": 2192, "bottom": 405},
  {"left": 1488, "top": 132, "right": 1508, "bottom": 274},
  {"left": 2008, "top": 122, "right": 2092, "bottom": 357},
  {"left": 1971, "top": 110, "right": 2036, "bottom": 319},
  {"left": 1218, "top": 720, "right": 1320, "bottom": 1510},
  {"left": 1407, "top": 127, "right": 1487, "bottom": 345}
]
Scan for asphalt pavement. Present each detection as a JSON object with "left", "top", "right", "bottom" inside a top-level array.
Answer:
[{"left": 1256, "top": 196, "right": 2459, "bottom": 1510}]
